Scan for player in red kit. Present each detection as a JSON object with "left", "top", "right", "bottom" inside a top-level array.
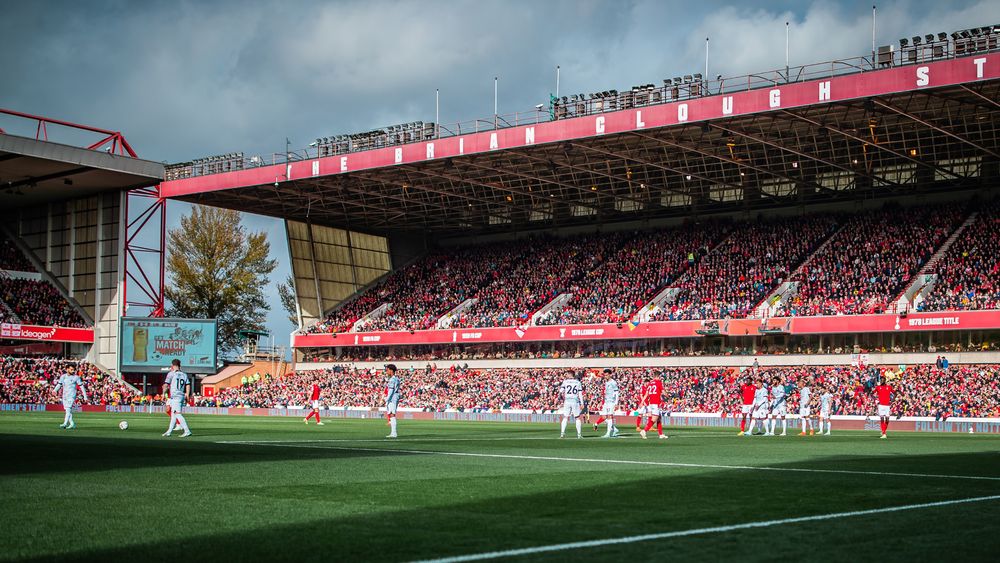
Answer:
[
  {"left": 874, "top": 376, "right": 892, "bottom": 439},
  {"left": 304, "top": 377, "right": 324, "bottom": 426},
  {"left": 639, "top": 373, "right": 667, "bottom": 440},
  {"left": 737, "top": 377, "right": 756, "bottom": 436}
]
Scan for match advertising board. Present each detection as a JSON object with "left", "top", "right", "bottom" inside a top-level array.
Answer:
[{"left": 119, "top": 317, "right": 218, "bottom": 374}]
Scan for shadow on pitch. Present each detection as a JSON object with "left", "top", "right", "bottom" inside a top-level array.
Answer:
[{"left": 13, "top": 447, "right": 1000, "bottom": 562}]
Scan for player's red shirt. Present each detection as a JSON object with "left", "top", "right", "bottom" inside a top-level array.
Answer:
[
  {"left": 310, "top": 384, "right": 321, "bottom": 401},
  {"left": 875, "top": 384, "right": 892, "bottom": 406},
  {"left": 642, "top": 380, "right": 664, "bottom": 405},
  {"left": 740, "top": 383, "right": 756, "bottom": 405}
]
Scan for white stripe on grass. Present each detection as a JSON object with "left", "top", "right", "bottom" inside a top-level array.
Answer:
[
  {"left": 409, "top": 494, "right": 1000, "bottom": 562},
  {"left": 217, "top": 441, "right": 1000, "bottom": 482}
]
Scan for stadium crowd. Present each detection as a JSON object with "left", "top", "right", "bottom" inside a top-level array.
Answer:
[
  {"left": 300, "top": 203, "right": 1000, "bottom": 332},
  {"left": 782, "top": 205, "right": 964, "bottom": 316},
  {"left": 0, "top": 357, "right": 136, "bottom": 405},
  {"left": 451, "top": 233, "right": 629, "bottom": 328},
  {"left": 0, "top": 236, "right": 35, "bottom": 272},
  {"left": 195, "top": 363, "right": 1000, "bottom": 418},
  {"left": 921, "top": 201, "right": 1000, "bottom": 312},
  {"left": 654, "top": 216, "right": 839, "bottom": 320},
  {"left": 537, "top": 227, "right": 719, "bottom": 325},
  {"left": 0, "top": 278, "right": 88, "bottom": 327}
]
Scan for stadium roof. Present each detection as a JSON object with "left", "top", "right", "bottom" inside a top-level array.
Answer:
[
  {"left": 161, "top": 48, "right": 1000, "bottom": 237},
  {"left": 0, "top": 109, "right": 164, "bottom": 209}
]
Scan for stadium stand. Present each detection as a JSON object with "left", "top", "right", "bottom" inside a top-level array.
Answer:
[
  {"left": 302, "top": 201, "right": 1000, "bottom": 333},
  {"left": 0, "top": 235, "right": 35, "bottom": 273},
  {"left": 654, "top": 215, "right": 839, "bottom": 320},
  {"left": 0, "top": 357, "right": 136, "bottom": 405},
  {"left": 920, "top": 200, "right": 1000, "bottom": 312},
  {"left": 782, "top": 204, "right": 965, "bottom": 316},
  {"left": 0, "top": 278, "right": 88, "bottom": 328},
  {"left": 450, "top": 233, "right": 629, "bottom": 328},
  {"left": 195, "top": 363, "right": 1000, "bottom": 418},
  {"left": 536, "top": 225, "right": 719, "bottom": 325}
]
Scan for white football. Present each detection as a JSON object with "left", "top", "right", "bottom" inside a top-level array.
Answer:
[{"left": 119, "top": 420, "right": 129, "bottom": 430}]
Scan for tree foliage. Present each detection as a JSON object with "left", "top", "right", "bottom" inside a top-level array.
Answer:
[
  {"left": 277, "top": 274, "right": 298, "bottom": 327},
  {"left": 164, "top": 206, "right": 277, "bottom": 353}
]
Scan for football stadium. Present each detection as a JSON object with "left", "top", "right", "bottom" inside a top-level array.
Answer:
[{"left": 2, "top": 2, "right": 1000, "bottom": 561}]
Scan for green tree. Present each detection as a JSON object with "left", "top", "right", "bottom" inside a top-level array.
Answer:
[
  {"left": 277, "top": 274, "right": 298, "bottom": 327},
  {"left": 164, "top": 206, "right": 277, "bottom": 353}
]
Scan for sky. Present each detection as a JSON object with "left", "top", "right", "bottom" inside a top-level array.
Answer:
[{"left": 2, "top": 0, "right": 998, "bottom": 349}]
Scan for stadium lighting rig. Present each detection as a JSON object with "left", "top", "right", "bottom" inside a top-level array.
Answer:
[{"left": 312, "top": 121, "right": 437, "bottom": 157}]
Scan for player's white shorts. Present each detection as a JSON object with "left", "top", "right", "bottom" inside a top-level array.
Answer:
[
  {"left": 753, "top": 404, "right": 769, "bottom": 419},
  {"left": 740, "top": 404, "right": 752, "bottom": 415},
  {"left": 62, "top": 400, "right": 74, "bottom": 410},
  {"left": 644, "top": 404, "right": 661, "bottom": 417},
  {"left": 563, "top": 403, "right": 582, "bottom": 418},
  {"left": 312, "top": 400, "right": 320, "bottom": 410},
  {"left": 386, "top": 401, "right": 398, "bottom": 415},
  {"left": 771, "top": 403, "right": 787, "bottom": 416},
  {"left": 600, "top": 401, "right": 618, "bottom": 416},
  {"left": 877, "top": 404, "right": 891, "bottom": 417},
  {"left": 799, "top": 407, "right": 811, "bottom": 417},
  {"left": 820, "top": 408, "right": 831, "bottom": 419},
  {"left": 169, "top": 398, "right": 184, "bottom": 413}
]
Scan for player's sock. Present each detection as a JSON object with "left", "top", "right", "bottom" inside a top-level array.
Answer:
[
  {"left": 879, "top": 420, "right": 886, "bottom": 434},
  {"left": 644, "top": 419, "right": 655, "bottom": 432},
  {"left": 801, "top": 418, "right": 807, "bottom": 433},
  {"left": 62, "top": 410, "right": 71, "bottom": 426},
  {"left": 560, "top": 417, "right": 568, "bottom": 436},
  {"left": 314, "top": 412, "right": 321, "bottom": 424},
  {"left": 67, "top": 412, "right": 74, "bottom": 427},
  {"left": 177, "top": 413, "right": 190, "bottom": 434},
  {"left": 166, "top": 415, "right": 177, "bottom": 434},
  {"left": 389, "top": 416, "right": 397, "bottom": 435},
  {"left": 575, "top": 419, "right": 582, "bottom": 436},
  {"left": 595, "top": 416, "right": 605, "bottom": 426},
  {"left": 740, "top": 416, "right": 746, "bottom": 432},
  {"left": 656, "top": 420, "right": 663, "bottom": 436},
  {"left": 606, "top": 420, "right": 613, "bottom": 434},
  {"left": 781, "top": 419, "right": 787, "bottom": 434}
]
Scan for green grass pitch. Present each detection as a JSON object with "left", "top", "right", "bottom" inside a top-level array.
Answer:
[{"left": 2, "top": 412, "right": 1000, "bottom": 562}]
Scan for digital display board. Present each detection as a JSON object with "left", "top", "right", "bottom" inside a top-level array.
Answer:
[{"left": 119, "top": 317, "right": 218, "bottom": 374}]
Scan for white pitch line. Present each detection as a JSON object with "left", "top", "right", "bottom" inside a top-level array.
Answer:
[
  {"left": 410, "top": 494, "right": 1000, "bottom": 563},
  {"left": 217, "top": 441, "right": 1000, "bottom": 483}
]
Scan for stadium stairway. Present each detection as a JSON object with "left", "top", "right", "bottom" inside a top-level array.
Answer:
[
  {"left": 352, "top": 302, "right": 391, "bottom": 332},
  {"left": 436, "top": 298, "right": 479, "bottom": 329},
  {"left": 890, "top": 210, "right": 979, "bottom": 313}
]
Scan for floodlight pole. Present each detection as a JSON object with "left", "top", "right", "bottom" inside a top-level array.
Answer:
[
  {"left": 435, "top": 89, "right": 440, "bottom": 139},
  {"left": 872, "top": 4, "right": 877, "bottom": 69},
  {"left": 705, "top": 37, "right": 709, "bottom": 86},
  {"left": 785, "top": 21, "right": 790, "bottom": 82},
  {"left": 555, "top": 65, "right": 560, "bottom": 98},
  {"left": 494, "top": 76, "right": 498, "bottom": 129}
]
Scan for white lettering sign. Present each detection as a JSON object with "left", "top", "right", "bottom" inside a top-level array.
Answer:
[
  {"left": 916, "top": 66, "right": 930, "bottom": 87},
  {"left": 768, "top": 89, "right": 780, "bottom": 108}
]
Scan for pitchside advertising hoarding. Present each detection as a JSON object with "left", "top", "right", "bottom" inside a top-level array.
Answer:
[{"left": 119, "top": 317, "right": 218, "bottom": 374}]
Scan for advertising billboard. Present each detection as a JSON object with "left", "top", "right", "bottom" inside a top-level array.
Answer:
[{"left": 119, "top": 317, "right": 218, "bottom": 374}]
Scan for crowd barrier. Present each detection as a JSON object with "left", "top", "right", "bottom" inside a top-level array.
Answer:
[{"left": 3, "top": 403, "right": 1000, "bottom": 434}]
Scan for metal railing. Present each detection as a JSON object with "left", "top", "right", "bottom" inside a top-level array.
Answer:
[{"left": 163, "top": 28, "right": 1000, "bottom": 181}]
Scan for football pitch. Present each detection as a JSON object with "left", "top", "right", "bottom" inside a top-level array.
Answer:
[{"left": 2, "top": 412, "right": 1000, "bottom": 562}]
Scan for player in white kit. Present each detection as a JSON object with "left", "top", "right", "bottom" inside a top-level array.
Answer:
[
  {"left": 592, "top": 368, "right": 620, "bottom": 438},
  {"left": 385, "top": 364, "right": 401, "bottom": 438},
  {"left": 162, "top": 359, "right": 192, "bottom": 437},
  {"left": 53, "top": 364, "right": 88, "bottom": 430},
  {"left": 768, "top": 376, "right": 788, "bottom": 436},
  {"left": 819, "top": 385, "right": 833, "bottom": 435},
  {"left": 558, "top": 370, "right": 584, "bottom": 439},
  {"left": 798, "top": 379, "right": 814, "bottom": 436},
  {"left": 747, "top": 379, "right": 769, "bottom": 436}
]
